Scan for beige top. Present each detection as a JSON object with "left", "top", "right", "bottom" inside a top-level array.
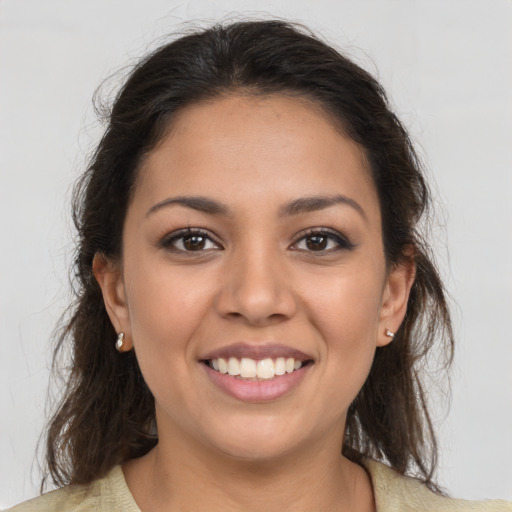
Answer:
[{"left": 5, "top": 460, "right": 512, "bottom": 511}]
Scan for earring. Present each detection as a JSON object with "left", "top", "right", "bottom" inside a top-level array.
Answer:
[
  {"left": 115, "top": 332, "right": 125, "bottom": 352},
  {"left": 385, "top": 329, "right": 395, "bottom": 339}
]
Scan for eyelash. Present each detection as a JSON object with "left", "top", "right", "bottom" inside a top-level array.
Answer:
[
  {"left": 158, "top": 227, "right": 354, "bottom": 254},
  {"left": 291, "top": 228, "right": 355, "bottom": 253},
  {"left": 159, "top": 228, "right": 222, "bottom": 253}
]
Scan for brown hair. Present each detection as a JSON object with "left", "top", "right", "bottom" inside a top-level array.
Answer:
[{"left": 45, "top": 20, "right": 453, "bottom": 491}]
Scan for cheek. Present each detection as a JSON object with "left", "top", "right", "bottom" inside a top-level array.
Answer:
[
  {"left": 122, "top": 261, "right": 214, "bottom": 420},
  {"left": 123, "top": 257, "right": 215, "bottom": 362},
  {"left": 305, "top": 263, "right": 385, "bottom": 338},
  {"left": 303, "top": 266, "right": 384, "bottom": 395}
]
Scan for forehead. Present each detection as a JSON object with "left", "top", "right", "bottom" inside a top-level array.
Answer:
[{"left": 134, "top": 94, "right": 380, "bottom": 221}]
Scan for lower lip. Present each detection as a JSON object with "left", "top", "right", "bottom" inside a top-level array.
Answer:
[{"left": 202, "top": 363, "right": 311, "bottom": 403}]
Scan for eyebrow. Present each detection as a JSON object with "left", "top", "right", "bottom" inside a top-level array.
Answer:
[
  {"left": 146, "top": 196, "right": 230, "bottom": 217},
  {"left": 146, "top": 194, "right": 367, "bottom": 221},
  {"left": 278, "top": 195, "right": 367, "bottom": 221}
]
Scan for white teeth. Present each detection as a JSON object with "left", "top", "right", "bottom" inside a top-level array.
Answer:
[
  {"left": 257, "top": 358, "right": 275, "bottom": 379},
  {"left": 218, "top": 357, "right": 228, "bottom": 374},
  {"left": 228, "top": 357, "right": 241, "bottom": 376},
  {"left": 275, "top": 357, "right": 286, "bottom": 376},
  {"left": 240, "top": 357, "right": 257, "bottom": 378},
  {"left": 209, "top": 356, "right": 305, "bottom": 379}
]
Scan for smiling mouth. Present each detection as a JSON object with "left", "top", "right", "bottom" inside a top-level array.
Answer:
[{"left": 204, "top": 357, "right": 313, "bottom": 380}]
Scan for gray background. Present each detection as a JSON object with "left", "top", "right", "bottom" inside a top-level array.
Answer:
[{"left": 1, "top": 0, "right": 511, "bottom": 507}]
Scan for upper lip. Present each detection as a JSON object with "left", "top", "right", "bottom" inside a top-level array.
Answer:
[{"left": 200, "top": 343, "right": 313, "bottom": 362}]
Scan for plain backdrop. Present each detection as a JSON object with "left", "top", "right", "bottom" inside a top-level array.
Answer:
[{"left": 1, "top": 0, "right": 511, "bottom": 507}]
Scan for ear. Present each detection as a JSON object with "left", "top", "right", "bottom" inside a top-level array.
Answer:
[
  {"left": 377, "top": 258, "right": 416, "bottom": 347},
  {"left": 93, "top": 252, "right": 133, "bottom": 351}
]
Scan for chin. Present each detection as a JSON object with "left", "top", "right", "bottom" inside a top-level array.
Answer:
[
  {"left": 200, "top": 414, "right": 312, "bottom": 463},
  {"left": 215, "top": 438, "right": 297, "bottom": 464}
]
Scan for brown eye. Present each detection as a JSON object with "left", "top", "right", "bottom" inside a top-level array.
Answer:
[
  {"left": 183, "top": 234, "right": 208, "bottom": 251},
  {"left": 293, "top": 229, "right": 355, "bottom": 253},
  {"left": 305, "top": 235, "right": 328, "bottom": 251},
  {"left": 160, "top": 229, "right": 222, "bottom": 253}
]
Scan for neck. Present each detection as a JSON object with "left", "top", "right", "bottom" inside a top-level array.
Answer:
[{"left": 123, "top": 428, "right": 375, "bottom": 512}]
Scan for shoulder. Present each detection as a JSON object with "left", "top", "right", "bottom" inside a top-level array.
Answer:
[
  {"left": 3, "top": 466, "right": 140, "bottom": 512},
  {"left": 363, "top": 459, "right": 512, "bottom": 512},
  {"left": 3, "top": 485, "right": 89, "bottom": 512}
]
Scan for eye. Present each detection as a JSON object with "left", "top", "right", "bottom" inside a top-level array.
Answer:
[
  {"left": 160, "top": 229, "right": 222, "bottom": 253},
  {"left": 292, "top": 229, "right": 354, "bottom": 253}
]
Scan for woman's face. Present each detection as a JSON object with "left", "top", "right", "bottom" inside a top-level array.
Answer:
[{"left": 96, "top": 94, "right": 412, "bottom": 461}]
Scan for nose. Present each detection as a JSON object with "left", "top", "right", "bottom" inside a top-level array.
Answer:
[{"left": 215, "top": 244, "right": 297, "bottom": 326}]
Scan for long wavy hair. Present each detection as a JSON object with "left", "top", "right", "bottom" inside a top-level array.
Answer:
[{"left": 44, "top": 20, "right": 453, "bottom": 492}]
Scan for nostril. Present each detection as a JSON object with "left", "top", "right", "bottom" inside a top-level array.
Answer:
[{"left": 214, "top": 266, "right": 298, "bottom": 325}]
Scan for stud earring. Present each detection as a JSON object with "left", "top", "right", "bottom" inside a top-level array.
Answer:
[
  {"left": 115, "top": 332, "right": 125, "bottom": 352},
  {"left": 385, "top": 329, "right": 395, "bottom": 339}
]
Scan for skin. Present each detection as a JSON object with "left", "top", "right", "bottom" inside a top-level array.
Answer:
[{"left": 94, "top": 94, "right": 414, "bottom": 511}]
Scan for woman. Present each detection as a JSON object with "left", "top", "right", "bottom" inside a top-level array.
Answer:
[{"left": 7, "top": 20, "right": 511, "bottom": 511}]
